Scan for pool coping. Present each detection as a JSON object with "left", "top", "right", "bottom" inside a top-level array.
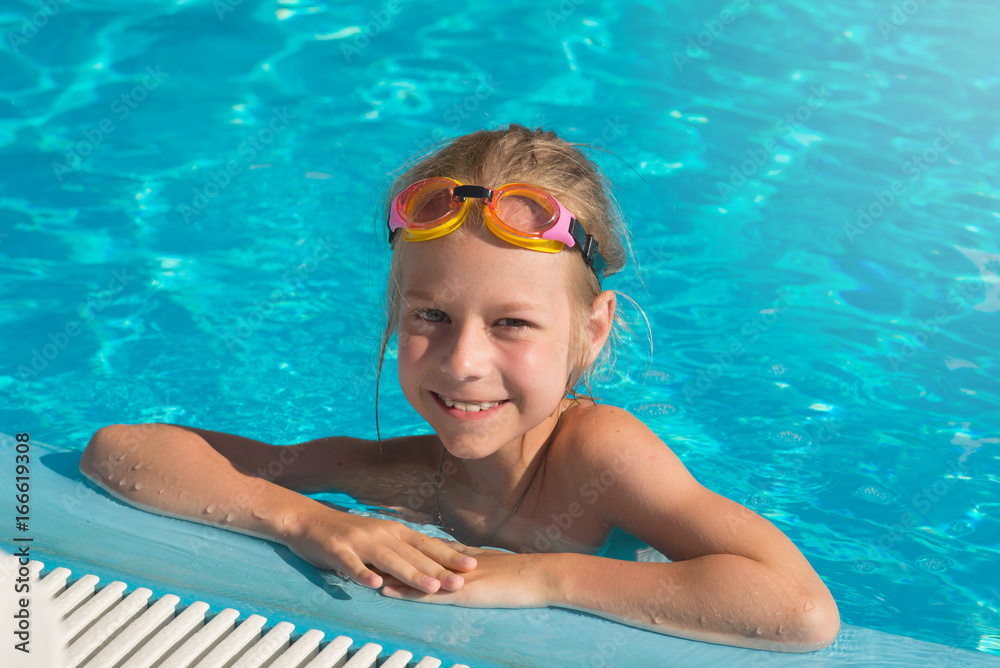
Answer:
[{"left": 3, "top": 433, "right": 997, "bottom": 668}]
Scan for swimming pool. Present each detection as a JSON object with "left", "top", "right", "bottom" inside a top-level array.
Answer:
[{"left": 1, "top": 0, "right": 998, "bottom": 662}]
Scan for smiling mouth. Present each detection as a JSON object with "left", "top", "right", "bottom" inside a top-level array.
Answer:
[{"left": 434, "top": 393, "right": 508, "bottom": 413}]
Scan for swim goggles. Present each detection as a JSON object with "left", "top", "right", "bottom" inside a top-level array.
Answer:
[{"left": 387, "top": 177, "right": 608, "bottom": 282}]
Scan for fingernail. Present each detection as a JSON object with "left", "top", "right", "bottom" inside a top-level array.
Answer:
[{"left": 422, "top": 576, "right": 439, "bottom": 589}]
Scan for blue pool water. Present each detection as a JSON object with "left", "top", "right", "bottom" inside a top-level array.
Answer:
[{"left": 2, "top": 0, "right": 998, "bottom": 660}]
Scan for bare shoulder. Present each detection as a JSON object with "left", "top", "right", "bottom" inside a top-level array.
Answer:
[
  {"left": 551, "top": 401, "right": 711, "bottom": 551},
  {"left": 555, "top": 401, "right": 691, "bottom": 482},
  {"left": 555, "top": 402, "right": 823, "bottom": 571}
]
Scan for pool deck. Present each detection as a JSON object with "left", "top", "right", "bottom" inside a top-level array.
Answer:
[{"left": 3, "top": 433, "right": 998, "bottom": 668}]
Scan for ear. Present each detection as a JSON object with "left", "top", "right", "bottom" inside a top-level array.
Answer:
[{"left": 583, "top": 290, "right": 616, "bottom": 367}]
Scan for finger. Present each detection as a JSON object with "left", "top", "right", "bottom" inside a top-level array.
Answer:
[
  {"left": 390, "top": 541, "right": 469, "bottom": 591},
  {"left": 409, "top": 534, "right": 478, "bottom": 572},
  {"left": 369, "top": 548, "right": 445, "bottom": 594},
  {"left": 382, "top": 585, "right": 449, "bottom": 604},
  {"left": 379, "top": 574, "right": 405, "bottom": 588},
  {"left": 441, "top": 540, "right": 479, "bottom": 554},
  {"left": 379, "top": 570, "right": 469, "bottom": 593},
  {"left": 337, "top": 554, "right": 383, "bottom": 589}
]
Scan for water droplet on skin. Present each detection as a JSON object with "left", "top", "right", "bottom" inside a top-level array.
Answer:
[
  {"left": 105, "top": 473, "right": 114, "bottom": 482},
  {"left": 205, "top": 504, "right": 216, "bottom": 514},
  {"left": 226, "top": 513, "right": 235, "bottom": 523},
  {"left": 115, "top": 453, "right": 127, "bottom": 462},
  {"left": 118, "top": 479, "right": 126, "bottom": 487},
  {"left": 251, "top": 508, "right": 269, "bottom": 520},
  {"left": 158, "top": 488, "right": 165, "bottom": 495},
  {"left": 130, "top": 462, "right": 142, "bottom": 471},
  {"left": 283, "top": 515, "right": 292, "bottom": 525},
  {"left": 133, "top": 482, "right": 145, "bottom": 491}
]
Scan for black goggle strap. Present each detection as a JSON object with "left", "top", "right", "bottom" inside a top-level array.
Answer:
[{"left": 568, "top": 218, "right": 607, "bottom": 283}]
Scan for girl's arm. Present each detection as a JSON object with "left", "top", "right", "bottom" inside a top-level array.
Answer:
[
  {"left": 80, "top": 423, "right": 475, "bottom": 592},
  {"left": 383, "top": 406, "right": 840, "bottom": 652},
  {"left": 532, "top": 547, "right": 837, "bottom": 652},
  {"left": 544, "top": 406, "right": 839, "bottom": 650}
]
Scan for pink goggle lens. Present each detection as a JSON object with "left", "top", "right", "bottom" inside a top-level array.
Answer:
[
  {"left": 494, "top": 193, "right": 557, "bottom": 236},
  {"left": 402, "top": 182, "right": 458, "bottom": 227}
]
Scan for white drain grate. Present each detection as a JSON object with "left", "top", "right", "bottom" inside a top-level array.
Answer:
[{"left": 11, "top": 558, "right": 469, "bottom": 668}]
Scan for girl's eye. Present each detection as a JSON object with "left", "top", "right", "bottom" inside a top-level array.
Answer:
[
  {"left": 416, "top": 309, "right": 447, "bottom": 323},
  {"left": 497, "top": 318, "right": 530, "bottom": 330}
]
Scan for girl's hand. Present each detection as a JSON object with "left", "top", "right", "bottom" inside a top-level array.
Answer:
[
  {"left": 379, "top": 547, "right": 551, "bottom": 608},
  {"left": 283, "top": 510, "right": 477, "bottom": 594}
]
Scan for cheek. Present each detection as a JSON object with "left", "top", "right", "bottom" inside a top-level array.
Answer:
[
  {"left": 396, "top": 325, "right": 431, "bottom": 380},
  {"left": 398, "top": 314, "right": 439, "bottom": 354},
  {"left": 505, "top": 337, "right": 573, "bottom": 393}
]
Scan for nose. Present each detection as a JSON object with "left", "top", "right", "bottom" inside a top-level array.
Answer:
[{"left": 440, "top": 321, "right": 490, "bottom": 381}]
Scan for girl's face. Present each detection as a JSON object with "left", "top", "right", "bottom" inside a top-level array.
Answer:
[{"left": 396, "top": 229, "right": 580, "bottom": 460}]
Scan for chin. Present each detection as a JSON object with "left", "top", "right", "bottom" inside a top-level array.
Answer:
[
  {"left": 434, "top": 428, "right": 509, "bottom": 460},
  {"left": 439, "top": 439, "right": 498, "bottom": 460}
]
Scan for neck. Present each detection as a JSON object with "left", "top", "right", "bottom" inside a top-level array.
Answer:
[{"left": 444, "top": 397, "right": 566, "bottom": 504}]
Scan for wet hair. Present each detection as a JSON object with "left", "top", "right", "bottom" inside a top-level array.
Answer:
[{"left": 375, "top": 124, "right": 634, "bottom": 439}]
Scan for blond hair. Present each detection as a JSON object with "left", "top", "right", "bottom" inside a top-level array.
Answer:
[{"left": 375, "top": 124, "right": 634, "bottom": 423}]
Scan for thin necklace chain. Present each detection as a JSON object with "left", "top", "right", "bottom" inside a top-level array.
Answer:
[{"left": 433, "top": 445, "right": 541, "bottom": 547}]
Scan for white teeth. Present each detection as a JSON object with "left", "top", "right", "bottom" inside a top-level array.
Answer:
[{"left": 439, "top": 395, "right": 502, "bottom": 412}]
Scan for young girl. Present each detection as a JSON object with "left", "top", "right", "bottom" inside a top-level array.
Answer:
[{"left": 81, "top": 124, "right": 839, "bottom": 652}]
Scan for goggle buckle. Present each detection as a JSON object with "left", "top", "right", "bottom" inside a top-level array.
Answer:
[{"left": 568, "top": 219, "right": 606, "bottom": 280}]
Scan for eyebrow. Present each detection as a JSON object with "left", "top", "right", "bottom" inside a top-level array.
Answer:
[
  {"left": 403, "top": 291, "right": 551, "bottom": 313},
  {"left": 402, "top": 289, "right": 450, "bottom": 303},
  {"left": 495, "top": 301, "right": 551, "bottom": 314}
]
